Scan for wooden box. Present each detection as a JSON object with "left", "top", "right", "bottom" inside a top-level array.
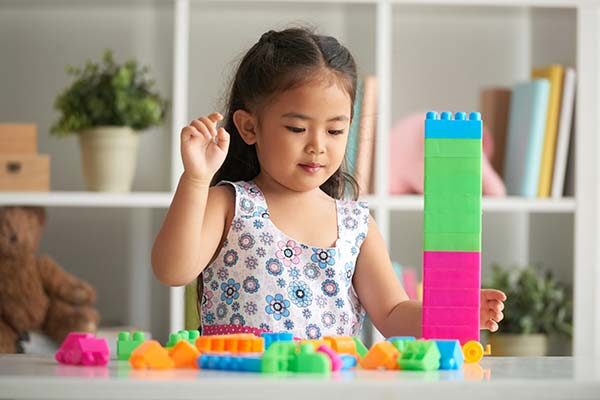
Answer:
[
  {"left": 0, "top": 124, "right": 37, "bottom": 154},
  {"left": 0, "top": 154, "right": 50, "bottom": 191}
]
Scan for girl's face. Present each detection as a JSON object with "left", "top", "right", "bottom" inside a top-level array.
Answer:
[{"left": 254, "top": 77, "right": 352, "bottom": 193}]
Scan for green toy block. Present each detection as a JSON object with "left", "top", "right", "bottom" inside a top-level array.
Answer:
[
  {"left": 389, "top": 338, "right": 414, "bottom": 353},
  {"left": 166, "top": 329, "right": 200, "bottom": 348},
  {"left": 397, "top": 340, "right": 441, "bottom": 371},
  {"left": 425, "top": 157, "right": 481, "bottom": 176},
  {"left": 424, "top": 193, "right": 480, "bottom": 213},
  {"left": 424, "top": 232, "right": 480, "bottom": 252},
  {"left": 295, "top": 343, "right": 331, "bottom": 375},
  {"left": 352, "top": 336, "right": 368, "bottom": 359},
  {"left": 424, "top": 211, "right": 481, "bottom": 234},
  {"left": 261, "top": 341, "right": 298, "bottom": 373},
  {"left": 425, "top": 176, "right": 481, "bottom": 195},
  {"left": 117, "top": 331, "right": 145, "bottom": 361},
  {"left": 425, "top": 138, "right": 481, "bottom": 158}
]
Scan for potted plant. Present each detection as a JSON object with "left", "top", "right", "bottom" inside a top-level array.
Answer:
[
  {"left": 485, "top": 264, "right": 572, "bottom": 356},
  {"left": 51, "top": 50, "right": 167, "bottom": 192}
]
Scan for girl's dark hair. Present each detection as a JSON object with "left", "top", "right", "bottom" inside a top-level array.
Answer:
[
  {"left": 211, "top": 27, "right": 360, "bottom": 200},
  {"left": 197, "top": 28, "right": 360, "bottom": 332}
]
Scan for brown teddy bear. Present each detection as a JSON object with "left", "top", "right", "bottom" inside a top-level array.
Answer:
[{"left": 0, "top": 206, "right": 100, "bottom": 353}]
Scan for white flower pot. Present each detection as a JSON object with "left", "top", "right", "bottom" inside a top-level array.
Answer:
[
  {"left": 78, "top": 126, "right": 139, "bottom": 192},
  {"left": 488, "top": 333, "right": 548, "bottom": 356}
]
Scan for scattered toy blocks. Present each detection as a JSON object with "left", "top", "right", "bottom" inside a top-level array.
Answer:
[
  {"left": 261, "top": 332, "right": 293, "bottom": 350},
  {"left": 397, "top": 340, "right": 441, "bottom": 371},
  {"left": 169, "top": 340, "right": 200, "bottom": 369},
  {"left": 360, "top": 341, "right": 400, "bottom": 370}
]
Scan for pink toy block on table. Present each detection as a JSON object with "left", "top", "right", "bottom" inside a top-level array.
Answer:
[{"left": 55, "top": 332, "right": 110, "bottom": 366}]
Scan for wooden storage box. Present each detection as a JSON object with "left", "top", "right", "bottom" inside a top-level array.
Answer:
[
  {"left": 0, "top": 154, "right": 50, "bottom": 191},
  {"left": 0, "top": 124, "right": 37, "bottom": 154}
]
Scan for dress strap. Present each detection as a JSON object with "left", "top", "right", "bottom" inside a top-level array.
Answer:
[
  {"left": 216, "top": 180, "right": 270, "bottom": 219},
  {"left": 336, "top": 200, "right": 370, "bottom": 248}
]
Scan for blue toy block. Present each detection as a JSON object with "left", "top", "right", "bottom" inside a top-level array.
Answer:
[
  {"left": 261, "top": 332, "right": 293, "bottom": 350},
  {"left": 425, "top": 111, "right": 482, "bottom": 139},
  {"left": 198, "top": 354, "right": 262, "bottom": 372},
  {"left": 387, "top": 336, "right": 416, "bottom": 342},
  {"left": 434, "top": 339, "right": 464, "bottom": 370},
  {"left": 340, "top": 354, "right": 357, "bottom": 370}
]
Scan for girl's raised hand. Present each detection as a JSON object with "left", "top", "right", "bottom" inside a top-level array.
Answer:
[
  {"left": 480, "top": 289, "right": 507, "bottom": 332},
  {"left": 180, "top": 112, "right": 230, "bottom": 184}
]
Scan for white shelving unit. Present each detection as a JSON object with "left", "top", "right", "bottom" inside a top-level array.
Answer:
[{"left": 1, "top": 0, "right": 598, "bottom": 356}]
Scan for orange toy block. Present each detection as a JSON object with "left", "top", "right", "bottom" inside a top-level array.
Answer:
[
  {"left": 360, "top": 341, "right": 400, "bottom": 370},
  {"left": 196, "top": 334, "right": 263, "bottom": 354},
  {"left": 129, "top": 340, "right": 175, "bottom": 370},
  {"left": 169, "top": 340, "right": 200, "bottom": 369},
  {"left": 323, "top": 336, "right": 357, "bottom": 356}
]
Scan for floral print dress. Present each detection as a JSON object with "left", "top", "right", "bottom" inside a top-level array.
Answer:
[{"left": 200, "top": 180, "right": 369, "bottom": 339}]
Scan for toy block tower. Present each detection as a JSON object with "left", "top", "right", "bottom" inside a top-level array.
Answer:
[{"left": 422, "top": 111, "right": 482, "bottom": 344}]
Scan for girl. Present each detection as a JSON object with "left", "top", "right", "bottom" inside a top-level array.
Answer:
[{"left": 152, "top": 27, "right": 506, "bottom": 339}]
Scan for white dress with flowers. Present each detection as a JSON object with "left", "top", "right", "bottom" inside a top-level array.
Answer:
[{"left": 200, "top": 180, "right": 369, "bottom": 339}]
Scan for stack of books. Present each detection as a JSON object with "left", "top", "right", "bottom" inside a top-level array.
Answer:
[{"left": 481, "top": 65, "right": 576, "bottom": 198}]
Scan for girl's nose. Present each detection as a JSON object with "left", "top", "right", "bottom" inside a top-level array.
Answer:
[{"left": 306, "top": 132, "right": 325, "bottom": 154}]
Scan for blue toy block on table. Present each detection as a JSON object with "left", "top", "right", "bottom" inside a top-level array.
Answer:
[
  {"left": 434, "top": 339, "right": 464, "bottom": 370},
  {"left": 198, "top": 354, "right": 262, "bottom": 372},
  {"left": 261, "top": 332, "right": 293, "bottom": 350}
]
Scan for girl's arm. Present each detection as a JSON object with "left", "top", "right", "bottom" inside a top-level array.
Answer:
[
  {"left": 353, "top": 216, "right": 506, "bottom": 337},
  {"left": 353, "top": 216, "right": 422, "bottom": 337},
  {"left": 151, "top": 176, "right": 233, "bottom": 286},
  {"left": 152, "top": 112, "right": 231, "bottom": 286}
]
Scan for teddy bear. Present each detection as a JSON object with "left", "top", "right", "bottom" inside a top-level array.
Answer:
[{"left": 0, "top": 206, "right": 100, "bottom": 353}]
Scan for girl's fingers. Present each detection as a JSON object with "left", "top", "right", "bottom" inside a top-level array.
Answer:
[
  {"left": 190, "top": 119, "right": 212, "bottom": 140},
  {"left": 488, "top": 299, "right": 505, "bottom": 312},
  {"left": 207, "top": 112, "right": 223, "bottom": 123},
  {"left": 486, "top": 320, "right": 499, "bottom": 332},
  {"left": 199, "top": 116, "right": 219, "bottom": 138},
  {"left": 483, "top": 289, "right": 507, "bottom": 301},
  {"left": 215, "top": 127, "right": 230, "bottom": 151},
  {"left": 182, "top": 126, "right": 201, "bottom": 140}
]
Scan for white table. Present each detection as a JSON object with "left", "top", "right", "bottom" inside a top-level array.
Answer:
[{"left": 1, "top": 355, "right": 599, "bottom": 399}]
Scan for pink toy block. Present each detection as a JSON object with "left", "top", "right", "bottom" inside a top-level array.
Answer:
[
  {"left": 316, "top": 344, "right": 343, "bottom": 372},
  {"left": 423, "top": 251, "right": 480, "bottom": 269},
  {"left": 55, "top": 332, "right": 110, "bottom": 366},
  {"left": 423, "top": 307, "right": 478, "bottom": 326},
  {"left": 423, "top": 266, "right": 480, "bottom": 288},
  {"left": 423, "top": 288, "right": 479, "bottom": 307},
  {"left": 422, "top": 325, "right": 478, "bottom": 345}
]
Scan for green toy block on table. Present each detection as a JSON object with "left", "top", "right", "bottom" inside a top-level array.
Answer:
[
  {"left": 261, "top": 342, "right": 330, "bottom": 375},
  {"left": 352, "top": 336, "right": 368, "bottom": 359},
  {"left": 117, "top": 331, "right": 145, "bottom": 361},
  {"left": 397, "top": 340, "right": 441, "bottom": 371},
  {"left": 166, "top": 329, "right": 200, "bottom": 348}
]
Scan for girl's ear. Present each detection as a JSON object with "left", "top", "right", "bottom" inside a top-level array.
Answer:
[{"left": 233, "top": 110, "right": 258, "bottom": 145}]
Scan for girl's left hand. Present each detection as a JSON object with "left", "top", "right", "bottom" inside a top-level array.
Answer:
[{"left": 480, "top": 289, "right": 507, "bottom": 332}]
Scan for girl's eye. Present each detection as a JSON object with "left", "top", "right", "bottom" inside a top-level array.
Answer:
[
  {"left": 285, "top": 126, "right": 305, "bottom": 133},
  {"left": 328, "top": 129, "right": 345, "bottom": 135}
]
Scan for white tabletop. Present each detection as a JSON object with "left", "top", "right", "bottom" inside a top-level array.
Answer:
[{"left": 1, "top": 355, "right": 599, "bottom": 400}]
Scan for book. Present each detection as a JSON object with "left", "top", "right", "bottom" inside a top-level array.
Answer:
[
  {"left": 503, "top": 79, "right": 550, "bottom": 197},
  {"left": 480, "top": 88, "right": 511, "bottom": 178},
  {"left": 551, "top": 67, "right": 576, "bottom": 199},
  {"left": 532, "top": 65, "right": 565, "bottom": 197},
  {"left": 354, "top": 75, "right": 377, "bottom": 195}
]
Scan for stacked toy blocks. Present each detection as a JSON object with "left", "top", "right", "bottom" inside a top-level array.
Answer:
[{"left": 423, "top": 111, "right": 482, "bottom": 345}]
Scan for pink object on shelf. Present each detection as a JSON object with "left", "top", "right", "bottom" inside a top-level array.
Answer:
[
  {"left": 55, "top": 332, "right": 110, "bottom": 366},
  {"left": 389, "top": 112, "right": 506, "bottom": 196},
  {"left": 317, "top": 344, "right": 342, "bottom": 372}
]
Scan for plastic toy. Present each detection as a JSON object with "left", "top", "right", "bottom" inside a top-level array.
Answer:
[
  {"left": 360, "top": 341, "right": 400, "bottom": 370},
  {"left": 166, "top": 329, "right": 199, "bottom": 348},
  {"left": 198, "top": 354, "right": 262, "bottom": 372},
  {"left": 261, "top": 332, "right": 293, "bottom": 350},
  {"left": 435, "top": 339, "right": 464, "bottom": 370},
  {"left": 55, "top": 332, "right": 109, "bottom": 366},
  {"left": 169, "top": 340, "right": 200, "bottom": 369},
  {"left": 195, "top": 333, "right": 263, "bottom": 353},
  {"left": 117, "top": 331, "right": 145, "bottom": 361},
  {"left": 422, "top": 111, "right": 484, "bottom": 361},
  {"left": 129, "top": 340, "right": 174, "bottom": 370},
  {"left": 316, "top": 344, "right": 343, "bottom": 371},
  {"left": 397, "top": 340, "right": 441, "bottom": 371},
  {"left": 261, "top": 341, "right": 330, "bottom": 375}
]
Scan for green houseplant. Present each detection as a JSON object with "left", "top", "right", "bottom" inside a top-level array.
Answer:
[
  {"left": 485, "top": 264, "right": 572, "bottom": 356},
  {"left": 51, "top": 50, "right": 167, "bottom": 191}
]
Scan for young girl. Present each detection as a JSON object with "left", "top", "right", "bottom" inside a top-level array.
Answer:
[{"left": 152, "top": 27, "right": 506, "bottom": 339}]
